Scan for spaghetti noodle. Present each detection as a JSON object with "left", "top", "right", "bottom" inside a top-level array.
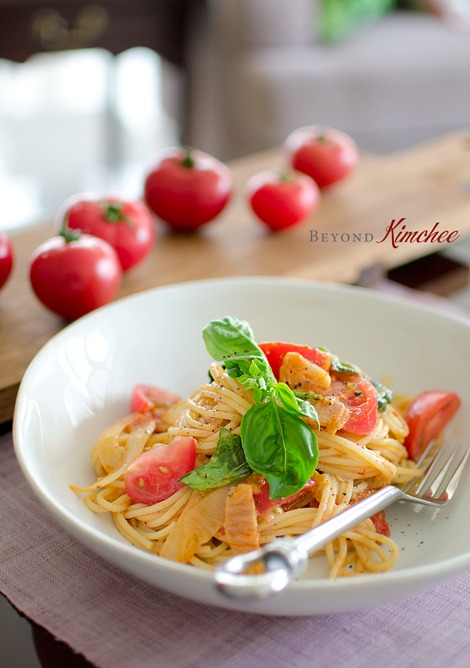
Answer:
[{"left": 73, "top": 342, "right": 423, "bottom": 578}]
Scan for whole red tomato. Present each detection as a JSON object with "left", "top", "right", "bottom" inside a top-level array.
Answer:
[
  {"left": 285, "top": 126, "right": 359, "bottom": 188},
  {"left": 29, "top": 226, "right": 122, "bottom": 320},
  {"left": 59, "top": 195, "right": 155, "bottom": 271},
  {"left": 144, "top": 147, "right": 233, "bottom": 232},
  {"left": 246, "top": 170, "right": 320, "bottom": 231},
  {"left": 0, "top": 229, "right": 14, "bottom": 289}
]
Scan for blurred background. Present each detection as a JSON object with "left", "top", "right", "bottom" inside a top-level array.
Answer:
[
  {"left": 0, "top": 46, "right": 178, "bottom": 230},
  {"left": 0, "top": 0, "right": 469, "bottom": 231}
]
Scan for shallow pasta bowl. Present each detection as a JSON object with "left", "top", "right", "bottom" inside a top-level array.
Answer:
[{"left": 13, "top": 277, "right": 470, "bottom": 616}]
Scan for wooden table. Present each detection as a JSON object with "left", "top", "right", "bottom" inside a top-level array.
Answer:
[{"left": 2, "top": 130, "right": 470, "bottom": 424}]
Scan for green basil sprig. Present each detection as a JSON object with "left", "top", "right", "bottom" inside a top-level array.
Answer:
[
  {"left": 329, "top": 354, "right": 359, "bottom": 375},
  {"left": 180, "top": 428, "right": 251, "bottom": 490},
  {"left": 370, "top": 379, "right": 394, "bottom": 412},
  {"left": 203, "top": 316, "right": 274, "bottom": 402},
  {"left": 202, "top": 317, "right": 319, "bottom": 498}
]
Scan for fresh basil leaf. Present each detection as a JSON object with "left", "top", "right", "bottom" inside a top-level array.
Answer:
[
  {"left": 293, "top": 390, "right": 323, "bottom": 401},
  {"left": 180, "top": 428, "right": 251, "bottom": 490},
  {"left": 371, "top": 379, "right": 394, "bottom": 412},
  {"left": 330, "top": 355, "right": 359, "bottom": 374},
  {"left": 202, "top": 317, "right": 273, "bottom": 380},
  {"left": 273, "top": 382, "right": 300, "bottom": 414},
  {"left": 237, "top": 359, "right": 269, "bottom": 388},
  {"left": 241, "top": 401, "right": 318, "bottom": 499},
  {"left": 296, "top": 398, "right": 320, "bottom": 424},
  {"left": 273, "top": 382, "right": 319, "bottom": 424}
]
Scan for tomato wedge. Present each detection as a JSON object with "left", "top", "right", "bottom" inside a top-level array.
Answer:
[
  {"left": 125, "top": 436, "right": 197, "bottom": 505},
  {"left": 259, "top": 341, "right": 331, "bottom": 379},
  {"left": 371, "top": 510, "right": 390, "bottom": 537},
  {"left": 328, "top": 373, "right": 378, "bottom": 435},
  {"left": 131, "top": 384, "right": 180, "bottom": 414},
  {"left": 253, "top": 477, "right": 316, "bottom": 514},
  {"left": 404, "top": 390, "right": 461, "bottom": 460}
]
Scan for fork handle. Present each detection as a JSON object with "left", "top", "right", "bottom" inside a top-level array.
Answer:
[{"left": 214, "top": 485, "right": 403, "bottom": 600}]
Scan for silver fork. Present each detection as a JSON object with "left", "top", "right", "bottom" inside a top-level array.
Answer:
[{"left": 214, "top": 439, "right": 470, "bottom": 600}]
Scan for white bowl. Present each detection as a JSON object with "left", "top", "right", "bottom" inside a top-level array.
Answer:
[{"left": 13, "top": 277, "right": 470, "bottom": 615}]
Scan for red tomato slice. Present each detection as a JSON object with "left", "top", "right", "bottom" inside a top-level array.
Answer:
[
  {"left": 125, "top": 436, "right": 197, "bottom": 505},
  {"left": 259, "top": 341, "right": 331, "bottom": 379},
  {"left": 371, "top": 510, "right": 390, "bottom": 537},
  {"left": 328, "top": 374, "right": 378, "bottom": 435},
  {"left": 131, "top": 384, "right": 180, "bottom": 414},
  {"left": 404, "top": 390, "right": 461, "bottom": 460},
  {"left": 253, "top": 478, "right": 316, "bottom": 515}
]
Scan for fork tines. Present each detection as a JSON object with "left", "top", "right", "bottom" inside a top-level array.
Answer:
[{"left": 412, "top": 441, "right": 470, "bottom": 502}]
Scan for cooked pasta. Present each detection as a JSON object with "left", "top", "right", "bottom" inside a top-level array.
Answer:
[
  {"left": 72, "top": 317, "right": 462, "bottom": 579},
  {"left": 72, "top": 357, "right": 421, "bottom": 578}
]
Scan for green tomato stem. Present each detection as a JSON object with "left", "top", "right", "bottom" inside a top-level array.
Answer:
[
  {"left": 278, "top": 171, "right": 293, "bottom": 183},
  {"left": 181, "top": 146, "right": 196, "bottom": 169},
  {"left": 103, "top": 202, "right": 129, "bottom": 224},
  {"left": 59, "top": 217, "right": 81, "bottom": 243}
]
